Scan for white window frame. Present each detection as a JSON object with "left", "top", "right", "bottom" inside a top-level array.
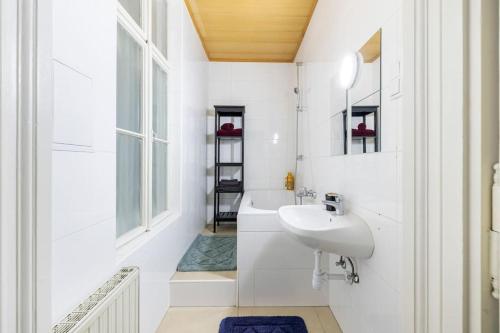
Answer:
[{"left": 116, "top": 0, "right": 171, "bottom": 247}]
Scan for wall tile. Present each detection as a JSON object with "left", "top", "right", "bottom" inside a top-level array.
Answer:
[
  {"left": 209, "top": 81, "right": 232, "bottom": 103},
  {"left": 52, "top": 219, "right": 116, "bottom": 321},
  {"left": 254, "top": 269, "right": 328, "bottom": 306},
  {"left": 52, "top": 151, "right": 115, "bottom": 240},
  {"left": 244, "top": 159, "right": 271, "bottom": 190},
  {"left": 209, "top": 62, "right": 232, "bottom": 81},
  {"left": 354, "top": 208, "right": 402, "bottom": 292},
  {"left": 52, "top": 0, "right": 98, "bottom": 75},
  {"left": 238, "top": 269, "right": 255, "bottom": 306},
  {"left": 381, "top": 89, "right": 400, "bottom": 153},
  {"left": 53, "top": 62, "right": 93, "bottom": 148},
  {"left": 343, "top": 152, "right": 398, "bottom": 220},
  {"left": 256, "top": 232, "right": 321, "bottom": 269}
]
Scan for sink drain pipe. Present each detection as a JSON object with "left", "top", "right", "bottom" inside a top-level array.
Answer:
[{"left": 312, "top": 250, "right": 359, "bottom": 290}]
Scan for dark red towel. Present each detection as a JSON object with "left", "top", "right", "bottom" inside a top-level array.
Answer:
[
  {"left": 352, "top": 128, "right": 376, "bottom": 137},
  {"left": 221, "top": 123, "right": 234, "bottom": 131},
  {"left": 217, "top": 128, "right": 242, "bottom": 137}
]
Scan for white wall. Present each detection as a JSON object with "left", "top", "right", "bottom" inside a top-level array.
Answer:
[
  {"left": 295, "top": 0, "right": 403, "bottom": 332},
  {"left": 207, "top": 63, "right": 296, "bottom": 222},
  {"left": 51, "top": 0, "right": 208, "bottom": 332}
]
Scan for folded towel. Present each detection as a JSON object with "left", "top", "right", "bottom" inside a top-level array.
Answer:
[
  {"left": 221, "top": 123, "right": 234, "bottom": 131},
  {"left": 217, "top": 128, "right": 242, "bottom": 137},
  {"left": 357, "top": 122, "right": 367, "bottom": 130},
  {"left": 218, "top": 184, "right": 241, "bottom": 191},
  {"left": 219, "top": 179, "right": 240, "bottom": 188},
  {"left": 352, "top": 128, "right": 376, "bottom": 137},
  {"left": 220, "top": 179, "right": 240, "bottom": 185},
  {"left": 218, "top": 179, "right": 241, "bottom": 192}
]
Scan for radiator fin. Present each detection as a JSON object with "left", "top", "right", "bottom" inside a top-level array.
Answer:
[{"left": 53, "top": 267, "right": 139, "bottom": 333}]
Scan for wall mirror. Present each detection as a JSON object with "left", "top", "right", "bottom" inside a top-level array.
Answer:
[
  {"left": 330, "top": 111, "right": 346, "bottom": 156},
  {"left": 348, "top": 30, "right": 382, "bottom": 154}
]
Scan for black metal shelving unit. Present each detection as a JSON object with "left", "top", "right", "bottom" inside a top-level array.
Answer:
[
  {"left": 343, "top": 105, "right": 379, "bottom": 154},
  {"left": 213, "top": 105, "right": 245, "bottom": 233}
]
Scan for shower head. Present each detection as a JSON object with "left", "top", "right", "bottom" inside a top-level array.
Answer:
[{"left": 294, "top": 87, "right": 300, "bottom": 95}]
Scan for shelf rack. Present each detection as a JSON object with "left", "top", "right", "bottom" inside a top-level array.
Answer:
[
  {"left": 343, "top": 105, "right": 379, "bottom": 154},
  {"left": 213, "top": 105, "right": 245, "bottom": 233}
]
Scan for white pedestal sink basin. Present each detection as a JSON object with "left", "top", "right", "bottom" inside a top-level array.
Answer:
[{"left": 278, "top": 205, "right": 374, "bottom": 259}]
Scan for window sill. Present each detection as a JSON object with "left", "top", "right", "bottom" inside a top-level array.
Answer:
[{"left": 116, "top": 211, "right": 181, "bottom": 265}]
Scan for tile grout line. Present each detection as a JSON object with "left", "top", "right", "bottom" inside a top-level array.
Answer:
[{"left": 313, "top": 307, "right": 327, "bottom": 333}]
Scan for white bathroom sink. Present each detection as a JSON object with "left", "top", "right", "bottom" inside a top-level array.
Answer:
[{"left": 278, "top": 205, "right": 374, "bottom": 258}]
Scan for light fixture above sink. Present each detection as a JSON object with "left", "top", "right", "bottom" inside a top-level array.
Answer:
[{"left": 278, "top": 204, "right": 374, "bottom": 259}]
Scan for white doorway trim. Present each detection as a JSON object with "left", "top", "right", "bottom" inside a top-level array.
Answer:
[
  {"left": 403, "top": 0, "right": 468, "bottom": 331},
  {"left": 1, "top": 0, "right": 21, "bottom": 331},
  {"left": 468, "top": 0, "right": 499, "bottom": 331},
  {"left": 0, "top": 0, "right": 53, "bottom": 332}
]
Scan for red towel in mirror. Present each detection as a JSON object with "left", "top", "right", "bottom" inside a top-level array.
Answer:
[
  {"left": 217, "top": 128, "right": 242, "bottom": 136},
  {"left": 221, "top": 123, "right": 235, "bottom": 131},
  {"left": 352, "top": 123, "right": 375, "bottom": 137}
]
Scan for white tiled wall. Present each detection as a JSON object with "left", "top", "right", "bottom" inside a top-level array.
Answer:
[
  {"left": 51, "top": 1, "right": 208, "bottom": 332},
  {"left": 238, "top": 229, "right": 328, "bottom": 306},
  {"left": 295, "top": 0, "right": 403, "bottom": 332},
  {"left": 51, "top": 0, "right": 117, "bottom": 322},
  {"left": 206, "top": 63, "right": 296, "bottom": 223}
]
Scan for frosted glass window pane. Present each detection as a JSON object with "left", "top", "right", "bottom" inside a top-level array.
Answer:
[
  {"left": 117, "top": 134, "right": 142, "bottom": 237},
  {"left": 119, "top": 0, "right": 142, "bottom": 26},
  {"left": 153, "top": 62, "right": 168, "bottom": 140},
  {"left": 152, "top": 142, "right": 167, "bottom": 217},
  {"left": 117, "top": 25, "right": 143, "bottom": 133},
  {"left": 152, "top": 0, "right": 168, "bottom": 57}
]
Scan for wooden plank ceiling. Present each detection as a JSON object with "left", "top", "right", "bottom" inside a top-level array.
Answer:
[
  {"left": 184, "top": 0, "right": 318, "bottom": 62},
  {"left": 359, "top": 30, "right": 381, "bottom": 63}
]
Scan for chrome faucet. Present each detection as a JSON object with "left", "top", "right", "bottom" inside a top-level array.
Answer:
[
  {"left": 295, "top": 187, "right": 317, "bottom": 205},
  {"left": 322, "top": 194, "right": 345, "bottom": 216}
]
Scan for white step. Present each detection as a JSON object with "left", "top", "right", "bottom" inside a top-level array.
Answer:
[{"left": 169, "top": 271, "right": 237, "bottom": 307}]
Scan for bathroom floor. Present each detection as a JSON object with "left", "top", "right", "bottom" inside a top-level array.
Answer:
[
  {"left": 156, "top": 306, "right": 342, "bottom": 333},
  {"left": 203, "top": 223, "right": 237, "bottom": 236},
  {"left": 162, "top": 224, "right": 342, "bottom": 332}
]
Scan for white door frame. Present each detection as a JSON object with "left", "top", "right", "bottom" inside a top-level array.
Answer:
[
  {"left": 468, "top": 0, "right": 499, "bottom": 332},
  {"left": 403, "top": 0, "right": 468, "bottom": 331},
  {"left": 1, "top": 0, "right": 22, "bottom": 331},
  {"left": 0, "top": 0, "right": 52, "bottom": 332}
]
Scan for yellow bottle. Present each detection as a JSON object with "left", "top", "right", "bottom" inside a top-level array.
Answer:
[{"left": 284, "top": 172, "right": 295, "bottom": 191}]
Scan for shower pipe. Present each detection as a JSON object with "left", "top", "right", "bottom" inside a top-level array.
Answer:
[{"left": 294, "top": 62, "right": 303, "bottom": 204}]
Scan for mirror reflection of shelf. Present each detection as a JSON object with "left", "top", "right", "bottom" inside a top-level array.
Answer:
[
  {"left": 349, "top": 29, "right": 382, "bottom": 155},
  {"left": 342, "top": 105, "right": 379, "bottom": 154},
  {"left": 332, "top": 29, "right": 382, "bottom": 156}
]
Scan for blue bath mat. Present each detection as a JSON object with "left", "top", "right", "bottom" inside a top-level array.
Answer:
[
  {"left": 177, "top": 234, "right": 236, "bottom": 271},
  {"left": 219, "top": 316, "right": 308, "bottom": 333}
]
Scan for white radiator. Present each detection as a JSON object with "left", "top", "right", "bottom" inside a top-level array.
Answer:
[{"left": 52, "top": 267, "right": 140, "bottom": 333}]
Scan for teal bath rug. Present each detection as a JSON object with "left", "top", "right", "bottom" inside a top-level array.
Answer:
[{"left": 177, "top": 234, "right": 237, "bottom": 272}]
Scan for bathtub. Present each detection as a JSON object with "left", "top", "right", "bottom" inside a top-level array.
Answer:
[
  {"left": 237, "top": 190, "right": 328, "bottom": 306},
  {"left": 238, "top": 190, "right": 295, "bottom": 231}
]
